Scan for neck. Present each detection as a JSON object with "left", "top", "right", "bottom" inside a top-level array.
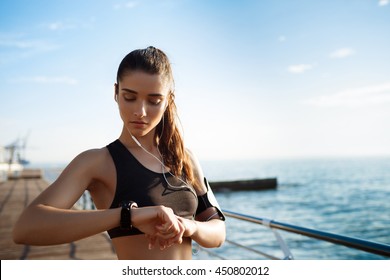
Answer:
[
  {"left": 119, "top": 126, "right": 156, "bottom": 150},
  {"left": 119, "top": 126, "right": 168, "bottom": 173}
]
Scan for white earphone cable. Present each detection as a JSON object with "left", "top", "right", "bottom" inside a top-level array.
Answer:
[{"left": 126, "top": 123, "right": 192, "bottom": 192}]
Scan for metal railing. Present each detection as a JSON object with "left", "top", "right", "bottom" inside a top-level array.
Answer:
[
  {"left": 198, "top": 210, "right": 390, "bottom": 259},
  {"left": 76, "top": 192, "right": 390, "bottom": 259}
]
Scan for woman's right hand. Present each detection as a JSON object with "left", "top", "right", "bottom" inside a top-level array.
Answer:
[{"left": 132, "top": 206, "right": 185, "bottom": 250}]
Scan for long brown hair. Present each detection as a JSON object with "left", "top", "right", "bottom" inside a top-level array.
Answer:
[{"left": 116, "top": 46, "right": 195, "bottom": 186}]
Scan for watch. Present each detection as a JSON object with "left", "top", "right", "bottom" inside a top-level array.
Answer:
[{"left": 119, "top": 201, "right": 138, "bottom": 230}]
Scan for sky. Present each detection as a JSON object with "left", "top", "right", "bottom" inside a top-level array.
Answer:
[{"left": 1, "top": 0, "right": 390, "bottom": 164}]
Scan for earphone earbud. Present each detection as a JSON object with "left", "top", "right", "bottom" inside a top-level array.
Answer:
[{"left": 114, "top": 83, "right": 119, "bottom": 101}]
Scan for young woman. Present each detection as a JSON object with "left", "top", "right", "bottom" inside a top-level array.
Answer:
[{"left": 13, "top": 46, "right": 226, "bottom": 260}]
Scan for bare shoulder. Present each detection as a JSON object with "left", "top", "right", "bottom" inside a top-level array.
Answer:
[
  {"left": 74, "top": 147, "right": 110, "bottom": 161},
  {"left": 29, "top": 147, "right": 113, "bottom": 209},
  {"left": 186, "top": 148, "right": 207, "bottom": 195},
  {"left": 63, "top": 147, "right": 112, "bottom": 179},
  {"left": 73, "top": 147, "right": 111, "bottom": 164}
]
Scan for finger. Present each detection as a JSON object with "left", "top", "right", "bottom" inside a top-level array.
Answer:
[
  {"left": 154, "top": 230, "right": 178, "bottom": 240},
  {"left": 156, "top": 220, "right": 175, "bottom": 233},
  {"left": 156, "top": 226, "right": 179, "bottom": 236},
  {"left": 156, "top": 222, "right": 180, "bottom": 236},
  {"left": 170, "top": 222, "right": 185, "bottom": 244},
  {"left": 156, "top": 227, "right": 184, "bottom": 245},
  {"left": 146, "top": 234, "right": 156, "bottom": 250},
  {"left": 158, "top": 239, "right": 168, "bottom": 250},
  {"left": 156, "top": 234, "right": 180, "bottom": 250}
]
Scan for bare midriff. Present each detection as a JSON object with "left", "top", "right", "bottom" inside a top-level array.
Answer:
[{"left": 111, "top": 235, "right": 193, "bottom": 260}]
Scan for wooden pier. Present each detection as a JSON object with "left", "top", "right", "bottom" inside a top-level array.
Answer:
[
  {"left": 0, "top": 170, "right": 117, "bottom": 260},
  {"left": 0, "top": 168, "right": 277, "bottom": 260}
]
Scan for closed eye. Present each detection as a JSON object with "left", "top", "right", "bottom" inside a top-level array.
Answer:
[
  {"left": 149, "top": 98, "right": 163, "bottom": 105},
  {"left": 123, "top": 95, "right": 136, "bottom": 102}
]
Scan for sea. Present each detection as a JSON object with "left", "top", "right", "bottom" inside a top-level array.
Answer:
[{"left": 40, "top": 156, "right": 390, "bottom": 260}]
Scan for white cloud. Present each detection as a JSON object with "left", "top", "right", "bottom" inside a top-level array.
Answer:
[
  {"left": 303, "top": 83, "right": 390, "bottom": 107},
  {"left": 125, "top": 1, "right": 138, "bottom": 8},
  {"left": 0, "top": 35, "right": 59, "bottom": 61},
  {"left": 287, "top": 64, "right": 313, "bottom": 74},
  {"left": 378, "top": 0, "right": 389, "bottom": 6},
  {"left": 278, "top": 35, "right": 286, "bottom": 42},
  {"left": 11, "top": 76, "right": 78, "bottom": 85},
  {"left": 329, "top": 48, "right": 356, "bottom": 59},
  {"left": 46, "top": 21, "right": 74, "bottom": 31},
  {"left": 40, "top": 18, "right": 95, "bottom": 31},
  {"left": 0, "top": 37, "right": 58, "bottom": 52},
  {"left": 114, "top": 1, "right": 138, "bottom": 9}
]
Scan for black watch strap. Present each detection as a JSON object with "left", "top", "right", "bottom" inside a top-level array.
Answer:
[{"left": 119, "top": 201, "right": 138, "bottom": 230}]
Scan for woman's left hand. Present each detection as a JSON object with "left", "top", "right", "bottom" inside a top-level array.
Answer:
[
  {"left": 146, "top": 216, "right": 198, "bottom": 250},
  {"left": 143, "top": 209, "right": 186, "bottom": 250},
  {"left": 176, "top": 216, "right": 198, "bottom": 238}
]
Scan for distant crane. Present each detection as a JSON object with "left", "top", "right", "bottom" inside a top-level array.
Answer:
[{"left": 4, "top": 132, "right": 30, "bottom": 166}]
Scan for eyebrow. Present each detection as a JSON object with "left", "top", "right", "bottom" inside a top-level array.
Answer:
[{"left": 121, "top": 88, "right": 164, "bottom": 97}]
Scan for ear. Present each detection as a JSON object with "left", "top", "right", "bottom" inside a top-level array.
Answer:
[
  {"left": 114, "top": 83, "right": 118, "bottom": 102},
  {"left": 165, "top": 91, "right": 174, "bottom": 109}
]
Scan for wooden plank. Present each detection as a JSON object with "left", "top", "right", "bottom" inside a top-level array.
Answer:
[
  {"left": 8, "top": 168, "right": 43, "bottom": 180},
  {"left": 0, "top": 175, "right": 117, "bottom": 260}
]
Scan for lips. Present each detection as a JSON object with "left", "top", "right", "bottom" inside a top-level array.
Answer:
[
  {"left": 131, "top": 121, "right": 147, "bottom": 125},
  {"left": 130, "top": 121, "right": 148, "bottom": 128}
]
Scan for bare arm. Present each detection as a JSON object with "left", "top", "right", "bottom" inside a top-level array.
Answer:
[
  {"left": 183, "top": 149, "right": 226, "bottom": 248},
  {"left": 13, "top": 149, "right": 120, "bottom": 245},
  {"left": 13, "top": 149, "right": 183, "bottom": 246},
  {"left": 179, "top": 217, "right": 226, "bottom": 248},
  {"left": 13, "top": 206, "right": 122, "bottom": 245}
]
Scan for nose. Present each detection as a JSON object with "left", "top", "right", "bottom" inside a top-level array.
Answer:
[{"left": 133, "top": 100, "right": 146, "bottom": 118}]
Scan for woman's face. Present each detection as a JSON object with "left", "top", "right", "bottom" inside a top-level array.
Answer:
[{"left": 116, "top": 71, "right": 169, "bottom": 138}]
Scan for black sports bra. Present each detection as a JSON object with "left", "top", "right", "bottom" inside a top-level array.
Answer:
[{"left": 106, "top": 139, "right": 198, "bottom": 239}]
